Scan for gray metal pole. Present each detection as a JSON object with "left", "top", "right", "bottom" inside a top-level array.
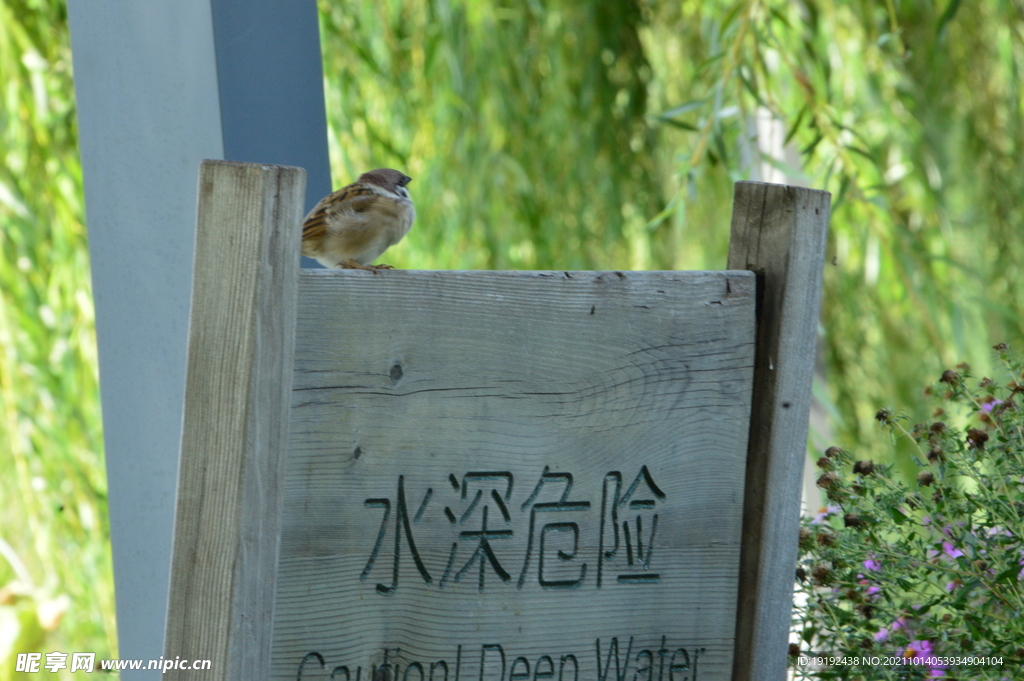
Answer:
[{"left": 67, "top": 1, "right": 329, "bottom": 675}]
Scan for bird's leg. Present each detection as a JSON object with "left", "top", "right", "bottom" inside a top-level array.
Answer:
[
  {"left": 371, "top": 263, "right": 396, "bottom": 270},
  {"left": 337, "top": 259, "right": 377, "bottom": 272}
]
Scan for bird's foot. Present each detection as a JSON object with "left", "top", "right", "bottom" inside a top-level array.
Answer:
[
  {"left": 372, "top": 263, "right": 396, "bottom": 270},
  {"left": 337, "top": 259, "right": 377, "bottom": 272}
]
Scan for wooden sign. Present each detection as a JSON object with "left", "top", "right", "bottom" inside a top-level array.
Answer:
[
  {"left": 164, "top": 161, "right": 830, "bottom": 681},
  {"left": 275, "top": 268, "right": 755, "bottom": 681}
]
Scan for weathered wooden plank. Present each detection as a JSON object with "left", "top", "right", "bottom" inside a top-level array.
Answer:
[
  {"left": 726, "top": 182, "right": 831, "bottom": 681},
  {"left": 271, "top": 269, "right": 757, "bottom": 681},
  {"left": 165, "top": 160, "right": 305, "bottom": 681}
]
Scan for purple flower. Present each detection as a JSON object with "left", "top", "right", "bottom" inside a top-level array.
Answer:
[
  {"left": 903, "top": 639, "right": 932, "bottom": 658},
  {"left": 981, "top": 399, "right": 1003, "bottom": 413},
  {"left": 811, "top": 504, "right": 841, "bottom": 524},
  {"left": 942, "top": 541, "right": 964, "bottom": 559},
  {"left": 864, "top": 557, "right": 882, "bottom": 571},
  {"left": 903, "top": 640, "right": 945, "bottom": 677},
  {"left": 866, "top": 585, "right": 880, "bottom": 596}
]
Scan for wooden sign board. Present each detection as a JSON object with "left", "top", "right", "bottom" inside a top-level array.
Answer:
[
  {"left": 164, "top": 161, "right": 829, "bottom": 681},
  {"left": 275, "top": 269, "right": 755, "bottom": 681}
]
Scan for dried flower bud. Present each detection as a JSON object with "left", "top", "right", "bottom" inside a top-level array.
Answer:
[
  {"left": 860, "top": 638, "right": 873, "bottom": 650},
  {"left": 993, "top": 342, "right": 1008, "bottom": 351},
  {"left": 796, "top": 567, "right": 807, "bottom": 582},
  {"left": 967, "top": 428, "right": 989, "bottom": 449},
  {"left": 853, "top": 460, "right": 875, "bottom": 475},
  {"left": 917, "top": 471, "right": 935, "bottom": 486},
  {"left": 858, "top": 603, "right": 875, "bottom": 619},
  {"left": 960, "top": 636, "right": 973, "bottom": 651},
  {"left": 1015, "top": 647, "right": 1024, "bottom": 659},
  {"left": 817, "top": 531, "right": 836, "bottom": 547},
  {"left": 974, "top": 560, "right": 987, "bottom": 571},
  {"left": 816, "top": 471, "right": 840, "bottom": 489},
  {"left": 811, "top": 564, "right": 832, "bottom": 584},
  {"left": 940, "top": 370, "right": 960, "bottom": 384},
  {"left": 930, "top": 421, "right": 947, "bottom": 433},
  {"left": 845, "top": 588, "right": 860, "bottom": 602},
  {"left": 927, "top": 447, "right": 943, "bottom": 463},
  {"left": 816, "top": 456, "right": 832, "bottom": 470},
  {"left": 788, "top": 643, "right": 800, "bottom": 657},
  {"left": 941, "top": 614, "right": 953, "bottom": 623},
  {"left": 933, "top": 490, "right": 943, "bottom": 503},
  {"left": 844, "top": 513, "right": 864, "bottom": 528},
  {"left": 957, "top": 362, "right": 971, "bottom": 372},
  {"left": 824, "top": 446, "right": 843, "bottom": 459},
  {"left": 979, "top": 377, "right": 994, "bottom": 390},
  {"left": 875, "top": 408, "right": 892, "bottom": 423},
  {"left": 933, "top": 407, "right": 945, "bottom": 418}
]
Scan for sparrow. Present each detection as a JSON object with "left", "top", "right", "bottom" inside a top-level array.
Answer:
[{"left": 301, "top": 168, "right": 415, "bottom": 271}]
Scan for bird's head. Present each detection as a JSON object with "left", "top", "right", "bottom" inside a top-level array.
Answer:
[{"left": 359, "top": 168, "right": 412, "bottom": 200}]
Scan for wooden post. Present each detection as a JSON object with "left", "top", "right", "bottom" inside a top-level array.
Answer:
[
  {"left": 164, "top": 160, "right": 305, "bottom": 680},
  {"left": 727, "top": 182, "right": 831, "bottom": 681}
]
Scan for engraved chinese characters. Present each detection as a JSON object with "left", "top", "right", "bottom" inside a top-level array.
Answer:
[{"left": 360, "top": 466, "right": 665, "bottom": 594}]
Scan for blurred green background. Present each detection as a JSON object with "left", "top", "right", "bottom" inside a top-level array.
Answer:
[{"left": 2, "top": 0, "right": 1022, "bottom": 674}]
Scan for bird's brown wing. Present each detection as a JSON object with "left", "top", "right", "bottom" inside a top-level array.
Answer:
[{"left": 302, "top": 183, "right": 379, "bottom": 241}]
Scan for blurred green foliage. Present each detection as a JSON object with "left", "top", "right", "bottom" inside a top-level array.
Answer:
[
  {"left": 320, "top": 0, "right": 1024, "bottom": 466},
  {"left": 0, "top": 0, "right": 117, "bottom": 675},
  {"left": 1, "top": 0, "right": 1023, "bottom": 673}
]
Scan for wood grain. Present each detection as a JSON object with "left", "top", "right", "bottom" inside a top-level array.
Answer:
[
  {"left": 271, "top": 270, "right": 757, "bottom": 681},
  {"left": 165, "top": 160, "right": 305, "bottom": 681},
  {"left": 726, "top": 182, "right": 831, "bottom": 681}
]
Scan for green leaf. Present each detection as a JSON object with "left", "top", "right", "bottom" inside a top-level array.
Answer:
[
  {"left": 784, "top": 104, "right": 807, "bottom": 145},
  {"left": 801, "top": 132, "right": 823, "bottom": 156},
  {"left": 658, "top": 100, "right": 706, "bottom": 119},
  {"left": 694, "top": 52, "right": 726, "bottom": 78},
  {"left": 888, "top": 506, "right": 908, "bottom": 524},
  {"left": 720, "top": 1, "right": 745, "bottom": 35},
  {"left": 936, "top": 0, "right": 964, "bottom": 38},
  {"left": 739, "top": 70, "right": 769, "bottom": 109},
  {"left": 993, "top": 565, "right": 1021, "bottom": 584},
  {"left": 768, "top": 6, "right": 792, "bottom": 29},
  {"left": 656, "top": 118, "right": 698, "bottom": 131}
]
